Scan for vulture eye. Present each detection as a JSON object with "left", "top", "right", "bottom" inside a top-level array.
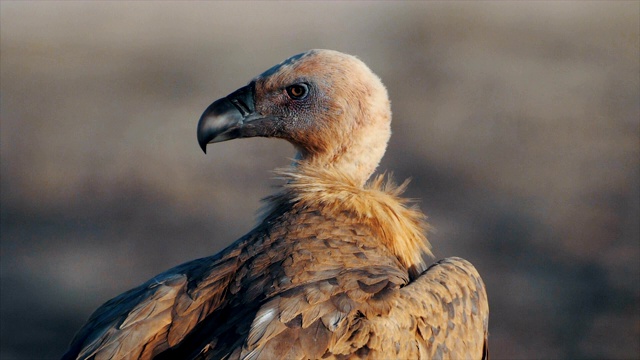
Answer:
[{"left": 286, "top": 83, "right": 309, "bottom": 100}]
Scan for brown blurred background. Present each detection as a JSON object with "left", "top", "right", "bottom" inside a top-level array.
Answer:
[{"left": 1, "top": 2, "right": 638, "bottom": 359}]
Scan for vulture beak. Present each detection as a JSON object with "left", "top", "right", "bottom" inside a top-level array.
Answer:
[{"left": 197, "top": 82, "right": 260, "bottom": 153}]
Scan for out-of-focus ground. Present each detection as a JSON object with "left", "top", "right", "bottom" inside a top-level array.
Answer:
[{"left": 1, "top": 2, "right": 638, "bottom": 359}]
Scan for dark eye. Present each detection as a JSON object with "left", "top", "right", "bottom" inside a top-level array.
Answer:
[{"left": 286, "top": 83, "right": 309, "bottom": 100}]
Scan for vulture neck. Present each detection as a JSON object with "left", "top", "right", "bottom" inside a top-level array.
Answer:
[
  {"left": 295, "top": 131, "right": 388, "bottom": 188},
  {"left": 272, "top": 165, "right": 433, "bottom": 277}
]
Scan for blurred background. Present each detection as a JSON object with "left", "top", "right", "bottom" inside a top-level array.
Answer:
[{"left": 1, "top": 2, "right": 638, "bottom": 359}]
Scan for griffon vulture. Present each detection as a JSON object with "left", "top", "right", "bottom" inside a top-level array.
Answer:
[{"left": 63, "top": 49, "right": 489, "bottom": 360}]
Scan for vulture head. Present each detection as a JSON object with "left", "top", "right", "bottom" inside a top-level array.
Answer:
[{"left": 198, "top": 49, "right": 391, "bottom": 185}]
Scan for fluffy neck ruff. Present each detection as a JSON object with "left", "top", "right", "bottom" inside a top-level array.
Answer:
[{"left": 265, "top": 164, "right": 433, "bottom": 278}]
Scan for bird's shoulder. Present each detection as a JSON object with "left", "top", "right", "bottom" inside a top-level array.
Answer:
[{"left": 376, "top": 257, "right": 490, "bottom": 359}]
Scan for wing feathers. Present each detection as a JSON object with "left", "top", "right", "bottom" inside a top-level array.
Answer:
[
  {"left": 63, "top": 244, "right": 247, "bottom": 360},
  {"left": 77, "top": 275, "right": 185, "bottom": 359},
  {"left": 393, "top": 257, "right": 490, "bottom": 359},
  {"left": 299, "top": 319, "right": 331, "bottom": 358}
]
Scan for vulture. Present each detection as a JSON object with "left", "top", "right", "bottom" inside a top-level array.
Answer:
[{"left": 63, "top": 49, "right": 489, "bottom": 360}]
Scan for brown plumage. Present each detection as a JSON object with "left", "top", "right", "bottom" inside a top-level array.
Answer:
[{"left": 63, "top": 49, "right": 489, "bottom": 359}]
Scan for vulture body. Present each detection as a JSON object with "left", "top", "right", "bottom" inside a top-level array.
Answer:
[{"left": 63, "top": 49, "right": 489, "bottom": 360}]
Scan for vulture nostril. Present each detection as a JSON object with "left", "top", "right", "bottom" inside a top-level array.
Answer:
[
  {"left": 225, "top": 82, "right": 255, "bottom": 117},
  {"left": 230, "top": 98, "right": 251, "bottom": 116}
]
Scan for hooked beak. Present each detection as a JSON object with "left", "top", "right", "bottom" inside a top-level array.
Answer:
[{"left": 197, "top": 82, "right": 259, "bottom": 153}]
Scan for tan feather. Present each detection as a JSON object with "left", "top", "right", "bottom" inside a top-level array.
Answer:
[{"left": 269, "top": 164, "right": 433, "bottom": 277}]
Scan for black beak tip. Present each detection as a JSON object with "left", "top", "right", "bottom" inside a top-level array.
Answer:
[
  {"left": 198, "top": 132, "right": 208, "bottom": 154},
  {"left": 197, "top": 121, "right": 209, "bottom": 154}
]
